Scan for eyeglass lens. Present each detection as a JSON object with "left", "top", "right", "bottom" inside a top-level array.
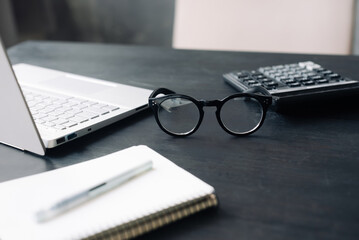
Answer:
[
  {"left": 157, "top": 96, "right": 263, "bottom": 135},
  {"left": 158, "top": 98, "right": 200, "bottom": 135},
  {"left": 220, "top": 97, "right": 263, "bottom": 134}
]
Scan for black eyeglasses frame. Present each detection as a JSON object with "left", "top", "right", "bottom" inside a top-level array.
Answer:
[{"left": 148, "top": 87, "right": 272, "bottom": 137}]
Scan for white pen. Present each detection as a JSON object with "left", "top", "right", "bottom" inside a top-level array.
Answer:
[{"left": 36, "top": 159, "right": 153, "bottom": 223}]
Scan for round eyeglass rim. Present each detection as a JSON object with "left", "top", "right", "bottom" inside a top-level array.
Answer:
[
  {"left": 152, "top": 94, "right": 205, "bottom": 137},
  {"left": 216, "top": 95, "right": 266, "bottom": 136}
]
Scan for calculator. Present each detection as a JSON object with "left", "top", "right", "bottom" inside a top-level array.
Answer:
[{"left": 223, "top": 61, "right": 359, "bottom": 106}]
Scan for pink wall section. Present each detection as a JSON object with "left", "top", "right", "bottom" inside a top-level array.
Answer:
[{"left": 173, "top": 0, "right": 354, "bottom": 54}]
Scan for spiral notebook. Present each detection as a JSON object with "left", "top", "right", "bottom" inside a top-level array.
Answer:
[{"left": 0, "top": 145, "right": 217, "bottom": 240}]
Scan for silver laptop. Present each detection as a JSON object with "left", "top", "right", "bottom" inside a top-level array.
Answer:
[{"left": 0, "top": 39, "right": 152, "bottom": 156}]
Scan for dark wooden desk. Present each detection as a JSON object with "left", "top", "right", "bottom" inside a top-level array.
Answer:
[{"left": 2, "top": 41, "right": 359, "bottom": 240}]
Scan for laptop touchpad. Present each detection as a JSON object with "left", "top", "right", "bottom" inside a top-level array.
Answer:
[{"left": 40, "top": 76, "right": 114, "bottom": 96}]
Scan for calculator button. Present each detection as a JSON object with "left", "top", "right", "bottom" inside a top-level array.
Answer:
[
  {"left": 302, "top": 80, "right": 315, "bottom": 86},
  {"left": 321, "top": 70, "right": 333, "bottom": 75},
  {"left": 317, "top": 79, "right": 329, "bottom": 84},
  {"left": 265, "top": 81, "right": 278, "bottom": 87},
  {"left": 289, "top": 82, "right": 301, "bottom": 87},
  {"left": 280, "top": 77, "right": 290, "bottom": 81},
  {"left": 284, "top": 79, "right": 296, "bottom": 84},
  {"left": 249, "top": 83, "right": 262, "bottom": 87},
  {"left": 328, "top": 73, "right": 340, "bottom": 79},
  {"left": 295, "top": 77, "right": 308, "bottom": 82},
  {"left": 311, "top": 76, "right": 323, "bottom": 81},
  {"left": 247, "top": 80, "right": 258, "bottom": 84}
]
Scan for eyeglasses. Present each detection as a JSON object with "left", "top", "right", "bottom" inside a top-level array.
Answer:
[{"left": 148, "top": 86, "right": 272, "bottom": 136}]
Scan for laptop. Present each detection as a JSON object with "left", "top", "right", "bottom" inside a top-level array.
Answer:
[{"left": 0, "top": 39, "right": 152, "bottom": 156}]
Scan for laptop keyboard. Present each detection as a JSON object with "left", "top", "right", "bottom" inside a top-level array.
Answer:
[{"left": 22, "top": 87, "right": 120, "bottom": 131}]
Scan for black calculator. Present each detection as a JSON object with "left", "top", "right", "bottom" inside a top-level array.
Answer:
[{"left": 223, "top": 61, "right": 359, "bottom": 106}]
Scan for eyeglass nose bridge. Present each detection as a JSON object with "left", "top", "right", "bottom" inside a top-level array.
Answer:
[
  {"left": 199, "top": 99, "right": 232, "bottom": 134},
  {"left": 200, "top": 99, "right": 222, "bottom": 117},
  {"left": 201, "top": 99, "right": 221, "bottom": 107}
]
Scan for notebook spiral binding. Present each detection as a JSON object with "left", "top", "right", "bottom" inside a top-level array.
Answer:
[{"left": 85, "top": 194, "right": 218, "bottom": 240}]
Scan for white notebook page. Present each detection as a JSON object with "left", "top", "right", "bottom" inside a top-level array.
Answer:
[{"left": 0, "top": 145, "right": 214, "bottom": 240}]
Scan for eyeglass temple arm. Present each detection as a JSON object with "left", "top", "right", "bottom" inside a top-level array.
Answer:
[{"left": 149, "top": 88, "right": 176, "bottom": 98}]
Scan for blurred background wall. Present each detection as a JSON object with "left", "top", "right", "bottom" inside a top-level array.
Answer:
[
  {"left": 1, "top": 0, "right": 359, "bottom": 55},
  {"left": 0, "top": 0, "right": 18, "bottom": 47},
  {"left": 173, "top": 0, "right": 355, "bottom": 55},
  {"left": 0, "top": 0, "right": 175, "bottom": 47}
]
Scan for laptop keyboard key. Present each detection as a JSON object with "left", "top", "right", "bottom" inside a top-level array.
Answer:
[
  {"left": 62, "top": 121, "right": 78, "bottom": 128},
  {"left": 52, "top": 118, "right": 69, "bottom": 125},
  {"left": 69, "top": 116, "right": 88, "bottom": 123},
  {"left": 102, "top": 105, "right": 120, "bottom": 111},
  {"left": 86, "top": 107, "right": 109, "bottom": 115},
  {"left": 78, "top": 111, "right": 99, "bottom": 119}
]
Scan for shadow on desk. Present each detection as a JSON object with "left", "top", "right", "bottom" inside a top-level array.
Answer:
[{"left": 274, "top": 94, "right": 359, "bottom": 118}]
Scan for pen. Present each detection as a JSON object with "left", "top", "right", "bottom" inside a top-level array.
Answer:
[{"left": 36, "top": 159, "right": 153, "bottom": 223}]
